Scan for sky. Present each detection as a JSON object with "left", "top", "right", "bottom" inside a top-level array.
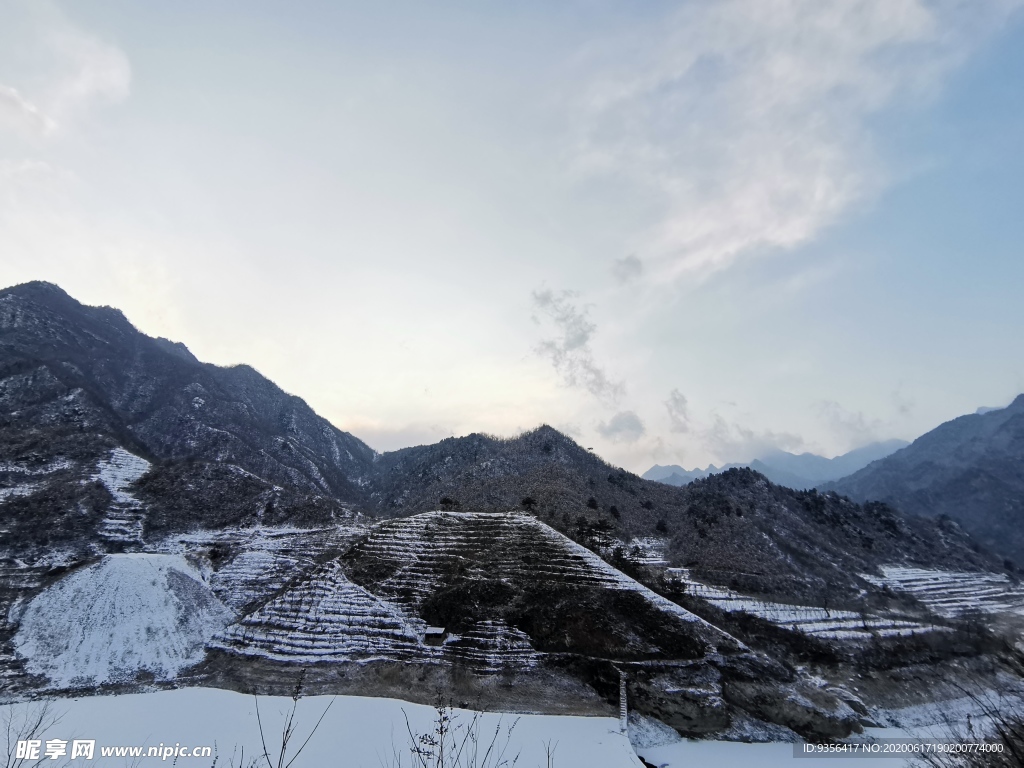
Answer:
[{"left": 1, "top": 0, "right": 1023, "bottom": 472}]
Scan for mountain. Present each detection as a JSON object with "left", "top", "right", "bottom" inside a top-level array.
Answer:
[
  {"left": 3, "top": 281, "right": 1022, "bottom": 743},
  {"left": 0, "top": 281, "right": 378, "bottom": 558},
  {"left": 0, "top": 280, "right": 1008, "bottom": 597},
  {"left": 645, "top": 440, "right": 909, "bottom": 490},
  {"left": 828, "top": 396, "right": 1024, "bottom": 565},
  {"left": 356, "top": 431, "right": 1003, "bottom": 603}
]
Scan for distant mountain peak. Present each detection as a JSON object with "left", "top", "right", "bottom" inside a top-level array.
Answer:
[{"left": 644, "top": 439, "right": 909, "bottom": 490}]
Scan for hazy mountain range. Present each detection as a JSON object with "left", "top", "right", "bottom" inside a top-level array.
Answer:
[{"left": 644, "top": 440, "right": 910, "bottom": 490}]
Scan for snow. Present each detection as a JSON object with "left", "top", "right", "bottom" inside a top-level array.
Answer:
[
  {"left": 12, "top": 554, "right": 234, "bottom": 688},
  {"left": 0, "top": 688, "right": 645, "bottom": 768},
  {"left": 861, "top": 566, "right": 1024, "bottom": 618},
  {"left": 91, "top": 448, "right": 151, "bottom": 504},
  {"left": 0, "top": 457, "right": 73, "bottom": 474},
  {"left": 627, "top": 537, "right": 669, "bottom": 566},
  {"left": 442, "top": 619, "right": 540, "bottom": 672},
  {"left": 667, "top": 568, "right": 942, "bottom": 642},
  {"left": 0, "top": 482, "right": 40, "bottom": 501},
  {"left": 211, "top": 560, "right": 423, "bottom": 662},
  {"left": 159, "top": 523, "right": 366, "bottom": 609},
  {"left": 91, "top": 448, "right": 152, "bottom": 544}
]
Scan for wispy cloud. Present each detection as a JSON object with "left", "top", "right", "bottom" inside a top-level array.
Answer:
[
  {"left": 656, "top": 389, "right": 805, "bottom": 464},
  {"left": 0, "top": 2, "right": 130, "bottom": 139},
  {"left": 610, "top": 254, "right": 643, "bottom": 284},
  {"left": 664, "top": 388, "right": 691, "bottom": 434},
  {"left": 531, "top": 288, "right": 625, "bottom": 403},
  {"left": 816, "top": 399, "right": 884, "bottom": 447},
  {"left": 0, "top": 84, "right": 57, "bottom": 137},
  {"left": 701, "top": 413, "right": 806, "bottom": 464},
  {"left": 574, "top": 0, "right": 1023, "bottom": 278},
  {"left": 596, "top": 410, "right": 646, "bottom": 442}
]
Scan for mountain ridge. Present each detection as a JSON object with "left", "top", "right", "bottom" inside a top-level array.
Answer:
[
  {"left": 827, "top": 395, "right": 1024, "bottom": 564},
  {"left": 644, "top": 439, "right": 910, "bottom": 490}
]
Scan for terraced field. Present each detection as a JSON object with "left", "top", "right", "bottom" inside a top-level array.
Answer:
[
  {"left": 349, "top": 511, "right": 731, "bottom": 638},
  {"left": 861, "top": 566, "right": 1024, "bottom": 619},
  {"left": 162, "top": 523, "right": 365, "bottom": 611},
  {"left": 211, "top": 560, "right": 423, "bottom": 662},
  {"left": 668, "top": 568, "right": 944, "bottom": 642},
  {"left": 213, "top": 511, "right": 745, "bottom": 672}
]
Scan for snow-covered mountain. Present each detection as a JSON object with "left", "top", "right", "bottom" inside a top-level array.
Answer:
[{"left": 2, "top": 281, "right": 1022, "bottom": 745}]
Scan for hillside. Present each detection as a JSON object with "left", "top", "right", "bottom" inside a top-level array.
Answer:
[
  {"left": 368, "top": 431, "right": 1005, "bottom": 603},
  {"left": 828, "top": 397, "right": 1024, "bottom": 565},
  {"left": 0, "top": 281, "right": 374, "bottom": 503}
]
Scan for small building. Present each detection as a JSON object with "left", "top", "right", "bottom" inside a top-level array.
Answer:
[{"left": 424, "top": 626, "right": 447, "bottom": 646}]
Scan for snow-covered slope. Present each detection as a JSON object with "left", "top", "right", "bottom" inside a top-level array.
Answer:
[
  {"left": 211, "top": 560, "right": 422, "bottom": 662},
  {"left": 91, "top": 448, "right": 152, "bottom": 544},
  {"left": 355, "top": 511, "right": 737, "bottom": 642},
  {"left": 13, "top": 554, "right": 233, "bottom": 687},
  {"left": 668, "top": 569, "right": 943, "bottom": 642},
  {"left": 861, "top": 566, "right": 1024, "bottom": 618},
  {"left": 162, "top": 524, "right": 366, "bottom": 611}
]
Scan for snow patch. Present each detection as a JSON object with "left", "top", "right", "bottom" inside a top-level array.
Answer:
[{"left": 13, "top": 554, "right": 233, "bottom": 688}]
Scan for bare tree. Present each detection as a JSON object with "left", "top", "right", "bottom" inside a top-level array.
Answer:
[
  {"left": 912, "top": 683, "right": 1024, "bottom": 768},
  {"left": 381, "top": 701, "right": 522, "bottom": 768},
  {"left": 253, "top": 694, "right": 335, "bottom": 768},
  {"left": 2, "top": 701, "right": 66, "bottom": 768}
]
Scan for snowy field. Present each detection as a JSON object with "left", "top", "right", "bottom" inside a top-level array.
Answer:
[
  {"left": 0, "top": 688, "right": 953, "bottom": 768},
  {"left": 639, "top": 733, "right": 916, "bottom": 768},
  {"left": 1, "top": 688, "right": 644, "bottom": 768}
]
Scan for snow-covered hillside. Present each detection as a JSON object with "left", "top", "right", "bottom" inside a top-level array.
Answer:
[
  {"left": 162, "top": 523, "right": 366, "bottom": 610},
  {"left": 668, "top": 569, "right": 943, "bottom": 642},
  {"left": 211, "top": 560, "right": 423, "bottom": 662},
  {"left": 13, "top": 554, "right": 233, "bottom": 687},
  {"left": 861, "top": 566, "right": 1024, "bottom": 618},
  {"left": 357, "top": 511, "right": 734, "bottom": 639}
]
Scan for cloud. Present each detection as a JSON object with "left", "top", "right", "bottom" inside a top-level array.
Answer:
[
  {"left": 664, "top": 388, "right": 691, "bottom": 433},
  {"left": 596, "top": 410, "right": 646, "bottom": 442},
  {"left": 0, "top": 2, "right": 130, "bottom": 138},
  {"left": 611, "top": 254, "right": 643, "bottom": 283},
  {"left": 43, "top": 12, "right": 131, "bottom": 122},
  {"left": 0, "top": 84, "right": 57, "bottom": 137},
  {"left": 573, "top": 0, "right": 1023, "bottom": 277},
  {"left": 816, "top": 399, "right": 884, "bottom": 447},
  {"left": 531, "top": 288, "right": 625, "bottom": 403},
  {"left": 701, "top": 413, "right": 806, "bottom": 464}
]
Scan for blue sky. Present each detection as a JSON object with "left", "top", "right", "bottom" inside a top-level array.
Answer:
[{"left": 1, "top": 0, "right": 1023, "bottom": 471}]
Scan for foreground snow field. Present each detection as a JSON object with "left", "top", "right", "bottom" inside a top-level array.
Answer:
[
  {"left": 2, "top": 688, "right": 644, "bottom": 767},
  {"left": 0, "top": 687, "right": 943, "bottom": 768}
]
